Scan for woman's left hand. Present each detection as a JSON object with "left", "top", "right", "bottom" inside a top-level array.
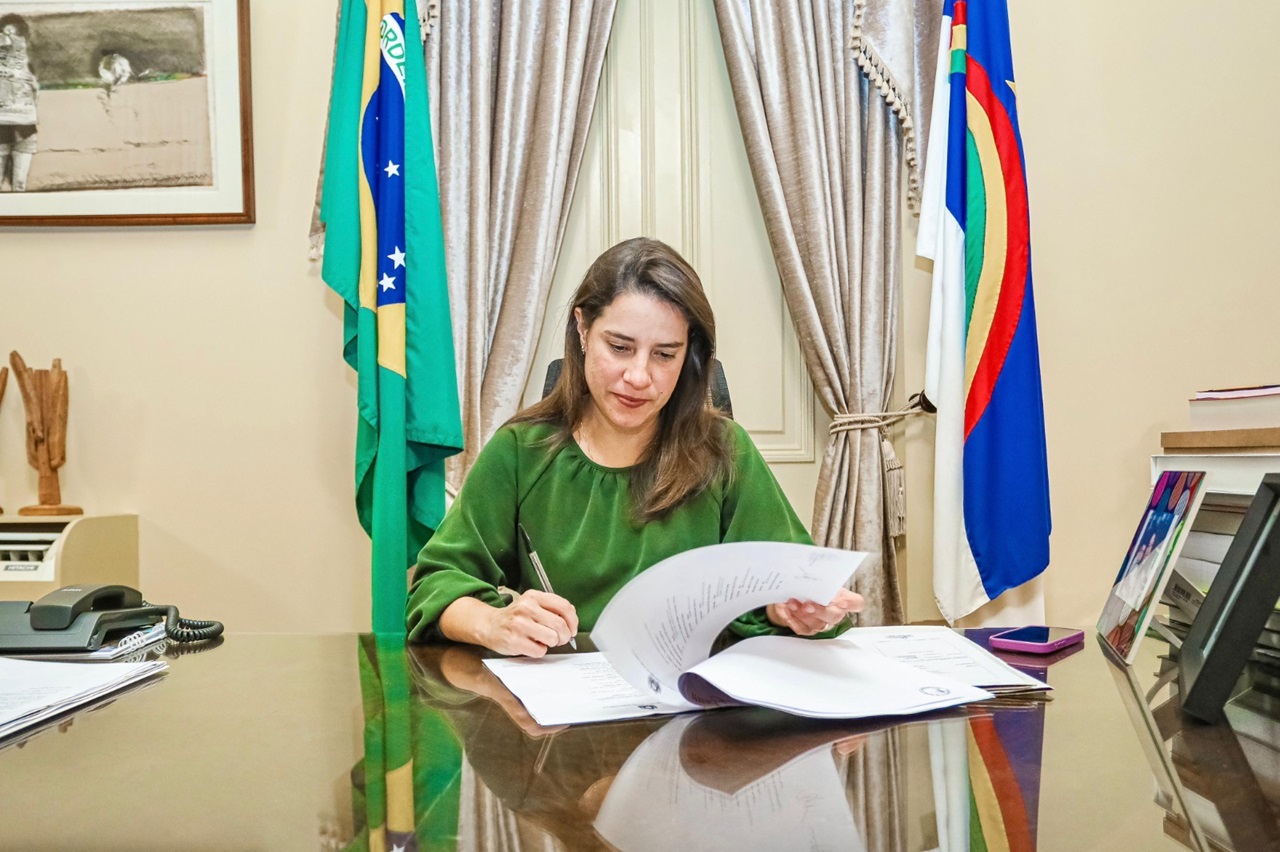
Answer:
[{"left": 766, "top": 588, "right": 864, "bottom": 636}]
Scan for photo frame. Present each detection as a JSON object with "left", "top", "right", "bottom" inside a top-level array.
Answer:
[
  {"left": 1179, "top": 473, "right": 1280, "bottom": 723},
  {"left": 1097, "top": 469, "right": 1207, "bottom": 665},
  {"left": 0, "top": 0, "right": 253, "bottom": 226}
]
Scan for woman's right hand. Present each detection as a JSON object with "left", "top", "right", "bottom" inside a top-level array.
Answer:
[{"left": 441, "top": 592, "right": 579, "bottom": 657}]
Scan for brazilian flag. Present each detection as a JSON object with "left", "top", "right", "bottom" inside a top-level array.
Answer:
[
  {"left": 320, "top": 0, "right": 463, "bottom": 635},
  {"left": 349, "top": 635, "right": 461, "bottom": 852}
]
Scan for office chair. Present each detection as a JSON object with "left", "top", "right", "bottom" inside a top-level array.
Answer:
[{"left": 541, "top": 357, "right": 733, "bottom": 419}]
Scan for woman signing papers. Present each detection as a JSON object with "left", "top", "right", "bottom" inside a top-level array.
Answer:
[{"left": 406, "top": 238, "right": 863, "bottom": 656}]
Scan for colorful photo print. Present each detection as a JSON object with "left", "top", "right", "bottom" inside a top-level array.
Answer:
[{"left": 1098, "top": 470, "right": 1206, "bottom": 663}]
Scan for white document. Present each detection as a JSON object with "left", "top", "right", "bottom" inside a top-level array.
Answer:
[
  {"left": 483, "top": 652, "right": 684, "bottom": 726},
  {"left": 0, "top": 656, "right": 168, "bottom": 741},
  {"left": 594, "top": 715, "right": 865, "bottom": 852},
  {"left": 11, "top": 622, "right": 170, "bottom": 662},
  {"left": 483, "top": 544, "right": 999, "bottom": 726},
  {"left": 841, "top": 625, "right": 1049, "bottom": 693},
  {"left": 485, "top": 636, "right": 993, "bottom": 726},
  {"left": 591, "top": 541, "right": 867, "bottom": 704},
  {"left": 680, "top": 636, "right": 992, "bottom": 718}
]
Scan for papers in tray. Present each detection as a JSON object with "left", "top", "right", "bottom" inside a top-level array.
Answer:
[{"left": 0, "top": 656, "right": 167, "bottom": 741}]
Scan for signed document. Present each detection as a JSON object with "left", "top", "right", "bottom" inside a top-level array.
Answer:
[
  {"left": 592, "top": 541, "right": 864, "bottom": 705},
  {"left": 482, "top": 543, "right": 994, "bottom": 726},
  {"left": 483, "top": 653, "right": 674, "bottom": 725},
  {"left": 843, "top": 625, "right": 1050, "bottom": 693}
]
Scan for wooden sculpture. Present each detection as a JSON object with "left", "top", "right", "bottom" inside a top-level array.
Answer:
[{"left": 10, "top": 351, "right": 81, "bottom": 516}]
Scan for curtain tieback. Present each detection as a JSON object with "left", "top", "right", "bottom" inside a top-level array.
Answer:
[{"left": 827, "top": 393, "right": 934, "bottom": 538}]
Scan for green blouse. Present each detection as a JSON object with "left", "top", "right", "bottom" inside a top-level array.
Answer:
[{"left": 405, "top": 419, "right": 814, "bottom": 642}]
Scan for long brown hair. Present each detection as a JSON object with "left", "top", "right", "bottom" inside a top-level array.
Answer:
[{"left": 512, "top": 237, "right": 732, "bottom": 520}]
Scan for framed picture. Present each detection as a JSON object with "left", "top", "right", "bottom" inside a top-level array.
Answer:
[
  {"left": 1096, "top": 469, "right": 1207, "bottom": 665},
  {"left": 0, "top": 0, "right": 253, "bottom": 226},
  {"left": 1179, "top": 473, "right": 1280, "bottom": 723}
]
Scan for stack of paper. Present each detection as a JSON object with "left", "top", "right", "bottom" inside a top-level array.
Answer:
[
  {"left": 482, "top": 544, "right": 1045, "bottom": 726},
  {"left": 484, "top": 626, "right": 1044, "bottom": 727},
  {"left": 0, "top": 656, "right": 167, "bottom": 741},
  {"left": 6, "top": 622, "right": 170, "bottom": 662},
  {"left": 840, "top": 625, "right": 1050, "bottom": 694},
  {"left": 673, "top": 635, "right": 994, "bottom": 719}
]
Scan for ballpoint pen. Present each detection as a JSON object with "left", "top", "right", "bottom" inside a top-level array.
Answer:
[{"left": 517, "top": 523, "right": 578, "bottom": 650}]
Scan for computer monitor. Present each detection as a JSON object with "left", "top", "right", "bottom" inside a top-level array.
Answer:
[{"left": 1179, "top": 473, "right": 1280, "bottom": 723}]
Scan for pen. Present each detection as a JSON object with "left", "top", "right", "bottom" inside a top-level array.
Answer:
[{"left": 517, "top": 523, "right": 577, "bottom": 650}]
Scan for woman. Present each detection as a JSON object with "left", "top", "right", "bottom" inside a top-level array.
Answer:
[{"left": 406, "top": 238, "right": 862, "bottom": 655}]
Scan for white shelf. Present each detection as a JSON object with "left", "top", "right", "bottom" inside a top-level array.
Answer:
[{"left": 1151, "top": 454, "right": 1280, "bottom": 496}]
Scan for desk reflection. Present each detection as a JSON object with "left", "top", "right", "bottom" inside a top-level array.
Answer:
[
  {"left": 362, "top": 640, "right": 1053, "bottom": 852},
  {"left": 1108, "top": 647, "right": 1280, "bottom": 852},
  {"left": 7, "top": 630, "right": 1275, "bottom": 849}
]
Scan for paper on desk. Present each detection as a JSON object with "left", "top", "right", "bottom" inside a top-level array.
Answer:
[
  {"left": 841, "top": 626, "right": 1049, "bottom": 693},
  {"left": 0, "top": 656, "right": 167, "bottom": 741},
  {"left": 591, "top": 541, "right": 866, "bottom": 704},
  {"left": 483, "top": 652, "right": 692, "bottom": 726},
  {"left": 10, "top": 622, "right": 169, "bottom": 662},
  {"left": 679, "top": 636, "right": 992, "bottom": 719}
]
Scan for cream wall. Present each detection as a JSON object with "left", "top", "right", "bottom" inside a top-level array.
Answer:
[
  {"left": 900, "top": 0, "right": 1280, "bottom": 626},
  {"left": 0, "top": 5, "right": 370, "bottom": 631},
  {"left": 3, "top": 2, "right": 1277, "bottom": 632}
]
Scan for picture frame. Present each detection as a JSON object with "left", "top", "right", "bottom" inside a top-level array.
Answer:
[
  {"left": 1097, "top": 469, "right": 1207, "bottom": 665},
  {"left": 0, "top": 0, "right": 254, "bottom": 226},
  {"left": 1179, "top": 473, "right": 1280, "bottom": 723}
]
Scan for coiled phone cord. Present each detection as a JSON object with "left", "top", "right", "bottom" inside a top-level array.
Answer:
[{"left": 137, "top": 603, "right": 224, "bottom": 643}]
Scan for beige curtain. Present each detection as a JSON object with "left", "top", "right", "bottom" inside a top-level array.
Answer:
[
  {"left": 846, "top": 730, "right": 906, "bottom": 851},
  {"left": 712, "top": 0, "right": 940, "bottom": 627},
  {"left": 422, "top": 2, "right": 618, "bottom": 483}
]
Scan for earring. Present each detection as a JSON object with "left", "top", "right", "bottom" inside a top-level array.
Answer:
[{"left": 580, "top": 342, "right": 586, "bottom": 355}]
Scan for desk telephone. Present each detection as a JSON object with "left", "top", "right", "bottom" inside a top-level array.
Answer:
[{"left": 0, "top": 584, "right": 224, "bottom": 652}]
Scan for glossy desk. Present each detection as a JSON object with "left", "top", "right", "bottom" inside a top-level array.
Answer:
[{"left": 0, "top": 632, "right": 1276, "bottom": 851}]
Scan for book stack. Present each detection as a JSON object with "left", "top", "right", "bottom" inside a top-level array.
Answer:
[
  {"left": 1160, "top": 563, "right": 1280, "bottom": 670},
  {"left": 1158, "top": 493, "right": 1280, "bottom": 671},
  {"left": 1154, "top": 384, "right": 1280, "bottom": 656},
  {"left": 1188, "top": 385, "right": 1280, "bottom": 432},
  {"left": 1154, "top": 384, "right": 1280, "bottom": 497},
  {"left": 1152, "top": 383, "right": 1276, "bottom": 642}
]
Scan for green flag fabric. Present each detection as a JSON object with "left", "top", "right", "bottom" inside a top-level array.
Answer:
[
  {"left": 350, "top": 634, "right": 433, "bottom": 851},
  {"left": 320, "top": 0, "right": 463, "bottom": 633}
]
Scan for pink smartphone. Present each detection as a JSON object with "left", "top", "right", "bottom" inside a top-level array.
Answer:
[{"left": 988, "top": 626, "right": 1085, "bottom": 654}]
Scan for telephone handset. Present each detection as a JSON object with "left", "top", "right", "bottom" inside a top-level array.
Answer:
[
  {"left": 0, "top": 584, "right": 224, "bottom": 653},
  {"left": 29, "top": 584, "right": 145, "bottom": 630}
]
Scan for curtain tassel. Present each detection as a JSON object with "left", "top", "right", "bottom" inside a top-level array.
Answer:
[
  {"left": 881, "top": 433, "right": 906, "bottom": 538},
  {"left": 829, "top": 394, "right": 931, "bottom": 539}
]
